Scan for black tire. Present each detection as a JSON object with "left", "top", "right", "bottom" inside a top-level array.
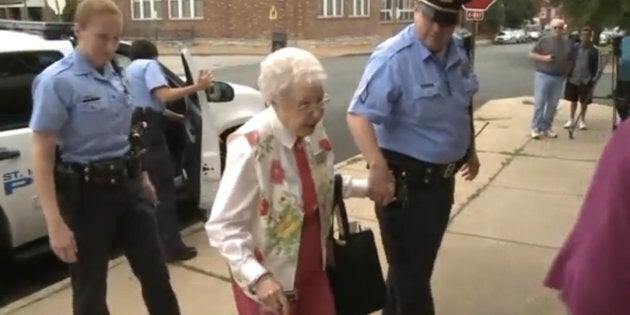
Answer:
[{"left": 0, "top": 207, "right": 12, "bottom": 263}]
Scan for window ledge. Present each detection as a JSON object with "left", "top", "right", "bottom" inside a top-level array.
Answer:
[
  {"left": 131, "top": 18, "right": 163, "bottom": 21},
  {"left": 316, "top": 15, "right": 345, "bottom": 19},
  {"left": 168, "top": 17, "right": 204, "bottom": 21}
]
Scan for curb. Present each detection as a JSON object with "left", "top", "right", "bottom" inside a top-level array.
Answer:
[
  {"left": 0, "top": 223, "right": 203, "bottom": 315},
  {"left": 0, "top": 258, "right": 126, "bottom": 315}
]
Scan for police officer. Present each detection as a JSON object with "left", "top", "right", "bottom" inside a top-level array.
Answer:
[
  {"left": 125, "top": 39, "right": 213, "bottom": 262},
  {"left": 30, "top": 1, "right": 180, "bottom": 314},
  {"left": 347, "top": 0, "right": 480, "bottom": 314}
]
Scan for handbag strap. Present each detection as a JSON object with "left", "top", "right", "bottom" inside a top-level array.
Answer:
[{"left": 333, "top": 174, "right": 351, "bottom": 240}]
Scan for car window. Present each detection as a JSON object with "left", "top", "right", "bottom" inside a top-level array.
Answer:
[
  {"left": 114, "top": 52, "right": 131, "bottom": 70},
  {"left": 0, "top": 50, "right": 63, "bottom": 132}
]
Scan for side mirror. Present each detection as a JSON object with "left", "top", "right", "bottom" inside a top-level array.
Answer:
[{"left": 206, "top": 81, "right": 235, "bottom": 103}]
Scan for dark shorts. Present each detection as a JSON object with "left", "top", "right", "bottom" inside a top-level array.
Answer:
[{"left": 564, "top": 81, "right": 594, "bottom": 104}]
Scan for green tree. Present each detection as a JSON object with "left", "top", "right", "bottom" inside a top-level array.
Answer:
[
  {"left": 551, "top": 0, "right": 630, "bottom": 29},
  {"left": 480, "top": 0, "right": 505, "bottom": 33},
  {"left": 504, "top": 0, "right": 538, "bottom": 28}
]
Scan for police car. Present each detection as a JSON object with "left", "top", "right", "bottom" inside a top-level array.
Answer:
[{"left": 0, "top": 19, "right": 265, "bottom": 260}]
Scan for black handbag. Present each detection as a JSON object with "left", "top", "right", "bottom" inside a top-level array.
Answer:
[{"left": 327, "top": 174, "right": 386, "bottom": 315}]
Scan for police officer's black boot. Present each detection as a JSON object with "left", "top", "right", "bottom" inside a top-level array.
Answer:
[{"left": 166, "top": 245, "right": 197, "bottom": 262}]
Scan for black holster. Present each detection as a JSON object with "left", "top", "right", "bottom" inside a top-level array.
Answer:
[{"left": 129, "top": 107, "right": 149, "bottom": 162}]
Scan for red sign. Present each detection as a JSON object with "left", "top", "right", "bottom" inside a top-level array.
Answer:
[
  {"left": 462, "top": 0, "right": 497, "bottom": 11},
  {"left": 465, "top": 10, "right": 484, "bottom": 21}
]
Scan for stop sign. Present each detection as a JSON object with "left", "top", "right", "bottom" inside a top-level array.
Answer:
[{"left": 462, "top": 0, "right": 497, "bottom": 11}]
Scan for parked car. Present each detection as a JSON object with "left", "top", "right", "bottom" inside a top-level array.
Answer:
[
  {"left": 527, "top": 29, "right": 541, "bottom": 41},
  {"left": 494, "top": 30, "right": 518, "bottom": 44},
  {"left": 0, "top": 19, "right": 265, "bottom": 261},
  {"left": 569, "top": 30, "right": 580, "bottom": 43},
  {"left": 512, "top": 29, "right": 530, "bottom": 43}
]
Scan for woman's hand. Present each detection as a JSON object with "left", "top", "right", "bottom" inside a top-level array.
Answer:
[
  {"left": 48, "top": 218, "right": 77, "bottom": 263},
  {"left": 255, "top": 274, "right": 291, "bottom": 315},
  {"left": 195, "top": 70, "right": 214, "bottom": 90}
]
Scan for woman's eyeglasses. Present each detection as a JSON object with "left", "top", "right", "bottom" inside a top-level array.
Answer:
[{"left": 297, "top": 94, "right": 330, "bottom": 113}]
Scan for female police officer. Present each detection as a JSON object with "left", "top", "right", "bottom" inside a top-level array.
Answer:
[
  {"left": 30, "top": 0, "right": 181, "bottom": 314},
  {"left": 125, "top": 39, "right": 213, "bottom": 262}
]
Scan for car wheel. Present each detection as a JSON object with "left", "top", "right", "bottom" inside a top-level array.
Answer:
[{"left": 0, "top": 208, "right": 11, "bottom": 264}]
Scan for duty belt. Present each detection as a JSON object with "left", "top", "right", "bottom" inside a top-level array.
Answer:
[
  {"left": 380, "top": 149, "right": 463, "bottom": 208},
  {"left": 58, "top": 155, "right": 142, "bottom": 186},
  {"left": 388, "top": 160, "right": 460, "bottom": 181}
]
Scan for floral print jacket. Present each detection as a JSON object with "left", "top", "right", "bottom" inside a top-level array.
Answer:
[{"left": 205, "top": 107, "right": 367, "bottom": 300}]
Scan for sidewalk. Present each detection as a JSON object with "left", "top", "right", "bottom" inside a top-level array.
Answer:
[
  {"left": 153, "top": 37, "right": 493, "bottom": 58},
  {"left": 1, "top": 97, "right": 612, "bottom": 315}
]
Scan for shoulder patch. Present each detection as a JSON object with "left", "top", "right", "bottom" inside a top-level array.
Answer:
[{"left": 359, "top": 82, "right": 370, "bottom": 103}]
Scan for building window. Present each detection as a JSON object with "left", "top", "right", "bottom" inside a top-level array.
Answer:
[
  {"left": 320, "top": 0, "right": 343, "bottom": 17},
  {"left": 131, "top": 0, "right": 162, "bottom": 20},
  {"left": 169, "top": 0, "right": 203, "bottom": 19},
  {"left": 352, "top": 0, "right": 369, "bottom": 16},
  {"left": 380, "top": 0, "right": 393, "bottom": 21},
  {"left": 396, "top": 0, "right": 414, "bottom": 21}
]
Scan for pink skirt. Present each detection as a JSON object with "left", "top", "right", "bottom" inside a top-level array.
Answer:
[{"left": 232, "top": 208, "right": 335, "bottom": 314}]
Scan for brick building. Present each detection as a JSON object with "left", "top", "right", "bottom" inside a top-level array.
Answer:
[
  {"left": 117, "top": 0, "right": 416, "bottom": 40},
  {"left": 0, "top": 0, "right": 415, "bottom": 39},
  {"left": 0, "top": 0, "right": 55, "bottom": 21}
]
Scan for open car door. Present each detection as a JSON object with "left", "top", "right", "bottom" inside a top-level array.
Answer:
[{"left": 179, "top": 45, "right": 222, "bottom": 211}]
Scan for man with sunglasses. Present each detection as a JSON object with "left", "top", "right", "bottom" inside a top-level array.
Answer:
[
  {"left": 347, "top": 0, "right": 480, "bottom": 314},
  {"left": 529, "top": 18, "right": 574, "bottom": 139}
]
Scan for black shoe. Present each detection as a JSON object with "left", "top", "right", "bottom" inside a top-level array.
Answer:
[{"left": 166, "top": 246, "right": 198, "bottom": 263}]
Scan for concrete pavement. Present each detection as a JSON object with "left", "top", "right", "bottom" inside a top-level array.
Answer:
[{"left": 2, "top": 96, "right": 613, "bottom": 315}]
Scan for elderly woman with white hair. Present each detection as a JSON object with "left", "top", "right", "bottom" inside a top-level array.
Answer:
[{"left": 205, "top": 47, "right": 368, "bottom": 315}]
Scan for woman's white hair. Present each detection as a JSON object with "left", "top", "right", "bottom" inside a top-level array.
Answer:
[{"left": 257, "top": 47, "right": 327, "bottom": 103}]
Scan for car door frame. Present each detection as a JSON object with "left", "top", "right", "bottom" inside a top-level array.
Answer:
[{"left": 178, "top": 45, "right": 222, "bottom": 211}]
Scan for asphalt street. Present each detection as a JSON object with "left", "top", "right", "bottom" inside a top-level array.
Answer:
[
  {"left": 0, "top": 41, "right": 616, "bottom": 308},
  {"left": 212, "top": 42, "right": 607, "bottom": 162}
]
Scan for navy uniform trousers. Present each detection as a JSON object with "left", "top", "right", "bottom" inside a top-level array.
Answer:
[
  {"left": 57, "top": 166, "right": 180, "bottom": 315},
  {"left": 377, "top": 149, "right": 458, "bottom": 315},
  {"left": 139, "top": 108, "right": 187, "bottom": 255}
]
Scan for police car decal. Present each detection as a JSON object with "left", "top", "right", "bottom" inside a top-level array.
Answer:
[{"left": 3, "top": 169, "right": 33, "bottom": 195}]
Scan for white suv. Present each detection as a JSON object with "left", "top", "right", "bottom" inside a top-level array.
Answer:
[{"left": 0, "top": 20, "right": 265, "bottom": 260}]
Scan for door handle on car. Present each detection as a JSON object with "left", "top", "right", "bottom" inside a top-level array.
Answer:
[{"left": 0, "top": 149, "right": 20, "bottom": 160}]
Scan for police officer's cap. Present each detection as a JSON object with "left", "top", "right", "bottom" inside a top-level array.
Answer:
[{"left": 416, "top": 0, "right": 471, "bottom": 25}]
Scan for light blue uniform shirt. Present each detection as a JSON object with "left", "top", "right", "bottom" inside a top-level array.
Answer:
[
  {"left": 348, "top": 24, "right": 479, "bottom": 164},
  {"left": 125, "top": 59, "right": 168, "bottom": 112},
  {"left": 29, "top": 50, "right": 132, "bottom": 163}
]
